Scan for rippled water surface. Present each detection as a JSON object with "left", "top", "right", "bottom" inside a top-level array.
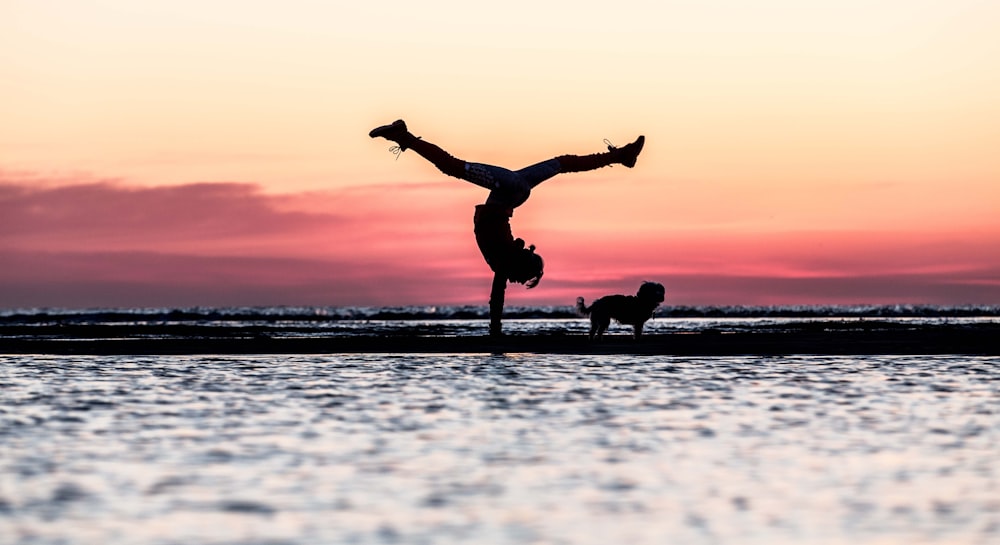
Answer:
[{"left": 2, "top": 354, "right": 998, "bottom": 544}]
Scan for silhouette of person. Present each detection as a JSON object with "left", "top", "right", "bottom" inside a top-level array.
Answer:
[{"left": 369, "top": 119, "right": 645, "bottom": 337}]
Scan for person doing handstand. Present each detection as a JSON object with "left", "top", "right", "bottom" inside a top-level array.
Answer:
[{"left": 369, "top": 119, "right": 645, "bottom": 337}]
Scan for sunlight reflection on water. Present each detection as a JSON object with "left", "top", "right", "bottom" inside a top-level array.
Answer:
[{"left": 1, "top": 354, "right": 998, "bottom": 544}]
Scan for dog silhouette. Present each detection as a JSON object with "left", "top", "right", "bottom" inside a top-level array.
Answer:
[{"left": 576, "top": 282, "right": 665, "bottom": 339}]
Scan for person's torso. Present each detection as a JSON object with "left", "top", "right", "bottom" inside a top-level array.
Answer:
[{"left": 473, "top": 204, "right": 516, "bottom": 271}]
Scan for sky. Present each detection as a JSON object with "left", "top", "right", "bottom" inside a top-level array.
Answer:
[{"left": 2, "top": 0, "right": 999, "bottom": 308}]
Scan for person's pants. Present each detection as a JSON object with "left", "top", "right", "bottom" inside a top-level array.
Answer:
[
  {"left": 464, "top": 159, "right": 561, "bottom": 210},
  {"left": 406, "top": 137, "right": 611, "bottom": 210}
]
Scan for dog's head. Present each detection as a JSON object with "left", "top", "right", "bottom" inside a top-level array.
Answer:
[{"left": 636, "top": 281, "right": 666, "bottom": 304}]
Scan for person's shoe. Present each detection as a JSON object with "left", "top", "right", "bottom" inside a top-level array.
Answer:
[
  {"left": 369, "top": 119, "right": 414, "bottom": 150},
  {"left": 608, "top": 135, "right": 645, "bottom": 168}
]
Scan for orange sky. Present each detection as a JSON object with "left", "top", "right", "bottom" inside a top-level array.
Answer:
[{"left": 2, "top": 1, "right": 999, "bottom": 308}]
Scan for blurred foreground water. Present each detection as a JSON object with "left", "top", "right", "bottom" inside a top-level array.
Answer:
[{"left": 2, "top": 353, "right": 998, "bottom": 544}]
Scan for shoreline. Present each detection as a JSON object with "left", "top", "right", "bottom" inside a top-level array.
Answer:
[{"left": 3, "top": 322, "right": 999, "bottom": 355}]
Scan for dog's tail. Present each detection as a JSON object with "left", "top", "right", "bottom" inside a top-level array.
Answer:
[{"left": 575, "top": 297, "right": 591, "bottom": 316}]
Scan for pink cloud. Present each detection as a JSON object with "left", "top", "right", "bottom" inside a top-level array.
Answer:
[
  {"left": 3, "top": 173, "right": 1000, "bottom": 308},
  {"left": 1, "top": 179, "right": 335, "bottom": 253},
  {"left": 0, "top": 250, "right": 489, "bottom": 308},
  {"left": 0, "top": 174, "right": 493, "bottom": 307}
]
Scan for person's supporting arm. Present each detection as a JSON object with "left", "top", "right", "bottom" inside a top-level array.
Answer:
[{"left": 488, "top": 271, "right": 506, "bottom": 337}]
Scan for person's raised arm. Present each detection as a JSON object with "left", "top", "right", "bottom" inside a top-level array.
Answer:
[{"left": 488, "top": 271, "right": 506, "bottom": 337}]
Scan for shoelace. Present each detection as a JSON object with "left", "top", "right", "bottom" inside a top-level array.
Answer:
[
  {"left": 387, "top": 137, "right": 420, "bottom": 160},
  {"left": 603, "top": 138, "right": 619, "bottom": 166}
]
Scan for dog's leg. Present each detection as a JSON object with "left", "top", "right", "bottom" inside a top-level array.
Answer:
[{"left": 596, "top": 318, "right": 610, "bottom": 339}]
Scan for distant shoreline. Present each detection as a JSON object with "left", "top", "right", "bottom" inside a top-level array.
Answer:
[
  {"left": 3, "top": 322, "right": 999, "bottom": 355},
  {"left": 4, "top": 304, "right": 1000, "bottom": 322}
]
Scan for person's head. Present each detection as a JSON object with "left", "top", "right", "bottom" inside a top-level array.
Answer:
[{"left": 507, "top": 241, "right": 544, "bottom": 289}]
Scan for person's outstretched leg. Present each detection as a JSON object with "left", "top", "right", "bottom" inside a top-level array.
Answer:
[
  {"left": 371, "top": 119, "right": 533, "bottom": 203},
  {"left": 513, "top": 135, "right": 646, "bottom": 190},
  {"left": 554, "top": 135, "right": 646, "bottom": 174},
  {"left": 369, "top": 119, "right": 465, "bottom": 178}
]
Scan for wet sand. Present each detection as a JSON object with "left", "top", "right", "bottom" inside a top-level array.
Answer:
[{"left": 3, "top": 321, "right": 999, "bottom": 355}]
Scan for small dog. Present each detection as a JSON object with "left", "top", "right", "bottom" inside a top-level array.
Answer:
[{"left": 576, "top": 282, "right": 666, "bottom": 339}]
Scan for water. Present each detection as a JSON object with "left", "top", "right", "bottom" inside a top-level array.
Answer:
[
  {"left": 4, "top": 304, "right": 999, "bottom": 341},
  {"left": 2, "top": 353, "right": 998, "bottom": 544}
]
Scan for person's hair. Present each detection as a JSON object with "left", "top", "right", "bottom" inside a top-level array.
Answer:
[{"left": 507, "top": 243, "right": 544, "bottom": 289}]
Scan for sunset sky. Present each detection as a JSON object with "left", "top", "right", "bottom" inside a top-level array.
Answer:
[{"left": 3, "top": 1, "right": 999, "bottom": 308}]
